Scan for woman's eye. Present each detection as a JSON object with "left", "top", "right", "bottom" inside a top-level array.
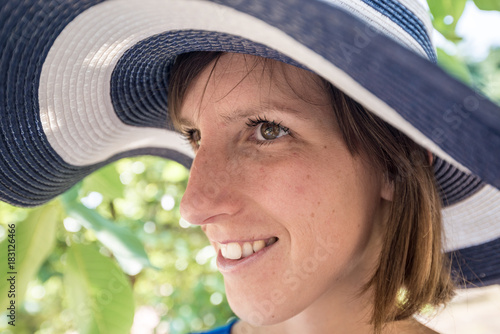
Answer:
[
  {"left": 183, "top": 128, "right": 201, "bottom": 150},
  {"left": 246, "top": 117, "right": 290, "bottom": 143},
  {"left": 255, "top": 121, "right": 289, "bottom": 141}
]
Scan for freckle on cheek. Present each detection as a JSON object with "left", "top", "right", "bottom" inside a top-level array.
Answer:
[
  {"left": 310, "top": 212, "right": 315, "bottom": 218},
  {"left": 295, "top": 186, "right": 305, "bottom": 194},
  {"left": 306, "top": 174, "right": 311, "bottom": 179}
]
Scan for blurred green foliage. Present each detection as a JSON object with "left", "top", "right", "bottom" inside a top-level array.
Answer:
[
  {"left": 429, "top": 0, "right": 500, "bottom": 42},
  {"left": 0, "top": 158, "right": 234, "bottom": 334},
  {"left": 432, "top": 0, "right": 500, "bottom": 105},
  {"left": 428, "top": 0, "right": 467, "bottom": 42},
  {"left": 0, "top": 1, "right": 499, "bottom": 334},
  {"left": 468, "top": 48, "right": 500, "bottom": 103}
]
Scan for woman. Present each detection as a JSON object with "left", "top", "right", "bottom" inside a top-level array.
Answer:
[
  {"left": 0, "top": 0, "right": 499, "bottom": 333},
  {"left": 170, "top": 52, "right": 452, "bottom": 333}
]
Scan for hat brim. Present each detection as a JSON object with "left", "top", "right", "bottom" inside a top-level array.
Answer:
[{"left": 1, "top": 0, "right": 499, "bottom": 286}]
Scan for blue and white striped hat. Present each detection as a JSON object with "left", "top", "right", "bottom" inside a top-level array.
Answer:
[{"left": 1, "top": 0, "right": 499, "bottom": 286}]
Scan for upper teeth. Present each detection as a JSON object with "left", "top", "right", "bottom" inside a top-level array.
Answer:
[{"left": 219, "top": 237, "right": 278, "bottom": 260}]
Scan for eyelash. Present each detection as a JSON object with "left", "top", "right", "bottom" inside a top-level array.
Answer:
[
  {"left": 181, "top": 128, "right": 201, "bottom": 149},
  {"left": 181, "top": 115, "right": 291, "bottom": 149},
  {"left": 245, "top": 116, "right": 290, "bottom": 145}
]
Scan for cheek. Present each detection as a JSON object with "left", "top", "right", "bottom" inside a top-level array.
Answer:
[
  {"left": 237, "top": 152, "right": 306, "bottom": 193},
  {"left": 223, "top": 153, "right": 383, "bottom": 325},
  {"left": 252, "top": 160, "right": 313, "bottom": 214},
  {"left": 265, "top": 155, "right": 378, "bottom": 261}
]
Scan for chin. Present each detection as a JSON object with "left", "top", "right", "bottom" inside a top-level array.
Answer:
[{"left": 225, "top": 284, "right": 305, "bottom": 327}]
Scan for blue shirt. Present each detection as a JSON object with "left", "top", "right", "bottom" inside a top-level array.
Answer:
[{"left": 192, "top": 319, "right": 238, "bottom": 334}]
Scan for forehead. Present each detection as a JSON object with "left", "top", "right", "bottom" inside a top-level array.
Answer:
[
  {"left": 206, "top": 53, "right": 325, "bottom": 97},
  {"left": 178, "top": 53, "right": 330, "bottom": 125}
]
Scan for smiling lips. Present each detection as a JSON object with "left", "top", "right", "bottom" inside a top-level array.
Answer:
[{"left": 218, "top": 237, "right": 278, "bottom": 260}]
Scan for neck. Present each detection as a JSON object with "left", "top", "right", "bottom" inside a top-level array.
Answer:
[
  {"left": 234, "top": 279, "right": 376, "bottom": 334},
  {"left": 233, "top": 294, "right": 437, "bottom": 334}
]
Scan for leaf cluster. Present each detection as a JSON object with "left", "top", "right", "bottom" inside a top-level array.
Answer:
[{"left": 0, "top": 158, "right": 233, "bottom": 334}]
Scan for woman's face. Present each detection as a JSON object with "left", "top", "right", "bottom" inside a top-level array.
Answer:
[{"left": 178, "top": 54, "right": 393, "bottom": 325}]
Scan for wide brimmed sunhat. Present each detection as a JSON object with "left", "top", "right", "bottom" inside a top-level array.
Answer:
[{"left": 1, "top": 0, "right": 499, "bottom": 287}]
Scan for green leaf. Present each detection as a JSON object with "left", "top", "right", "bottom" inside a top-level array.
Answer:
[
  {"left": 64, "top": 243, "right": 134, "bottom": 334},
  {"left": 436, "top": 48, "right": 472, "bottom": 84},
  {"left": 63, "top": 182, "right": 81, "bottom": 203},
  {"left": 427, "top": 0, "right": 467, "bottom": 41},
  {"left": 62, "top": 200, "right": 153, "bottom": 274},
  {"left": 0, "top": 203, "right": 59, "bottom": 308},
  {"left": 82, "top": 164, "right": 124, "bottom": 199},
  {"left": 473, "top": 0, "right": 500, "bottom": 11}
]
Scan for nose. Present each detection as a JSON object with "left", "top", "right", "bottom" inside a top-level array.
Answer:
[{"left": 180, "top": 145, "right": 240, "bottom": 225}]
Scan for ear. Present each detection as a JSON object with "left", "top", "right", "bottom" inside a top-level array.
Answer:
[
  {"left": 427, "top": 150, "right": 434, "bottom": 164},
  {"left": 380, "top": 176, "right": 394, "bottom": 202}
]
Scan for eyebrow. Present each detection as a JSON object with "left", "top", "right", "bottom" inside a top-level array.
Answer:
[
  {"left": 176, "top": 115, "right": 196, "bottom": 129},
  {"left": 222, "top": 104, "right": 312, "bottom": 125},
  {"left": 177, "top": 102, "right": 308, "bottom": 128}
]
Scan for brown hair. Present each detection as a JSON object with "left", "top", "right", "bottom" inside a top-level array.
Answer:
[
  {"left": 328, "top": 87, "right": 455, "bottom": 331},
  {"left": 168, "top": 52, "right": 455, "bottom": 333}
]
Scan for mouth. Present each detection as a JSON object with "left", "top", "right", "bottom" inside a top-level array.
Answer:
[{"left": 217, "top": 237, "right": 279, "bottom": 260}]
